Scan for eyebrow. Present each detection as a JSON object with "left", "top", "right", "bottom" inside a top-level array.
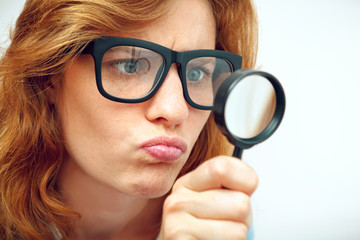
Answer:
[{"left": 105, "top": 46, "right": 157, "bottom": 58}]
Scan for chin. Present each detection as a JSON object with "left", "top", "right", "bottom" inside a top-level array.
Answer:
[
  {"left": 129, "top": 181, "right": 173, "bottom": 199},
  {"left": 107, "top": 160, "right": 184, "bottom": 199},
  {"left": 127, "top": 171, "right": 178, "bottom": 199}
]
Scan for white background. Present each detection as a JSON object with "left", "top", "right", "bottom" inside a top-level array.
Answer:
[
  {"left": 1, "top": 0, "right": 360, "bottom": 239},
  {"left": 251, "top": 0, "right": 360, "bottom": 239}
]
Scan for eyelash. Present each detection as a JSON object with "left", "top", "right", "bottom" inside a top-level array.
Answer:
[{"left": 187, "top": 66, "right": 213, "bottom": 79}]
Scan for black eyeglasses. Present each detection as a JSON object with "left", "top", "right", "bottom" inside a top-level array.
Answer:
[{"left": 82, "top": 36, "right": 242, "bottom": 110}]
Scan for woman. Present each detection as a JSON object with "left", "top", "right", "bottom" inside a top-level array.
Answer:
[{"left": 0, "top": 0, "right": 259, "bottom": 239}]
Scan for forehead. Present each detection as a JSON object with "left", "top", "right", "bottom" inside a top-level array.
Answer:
[{"left": 106, "top": 0, "right": 216, "bottom": 52}]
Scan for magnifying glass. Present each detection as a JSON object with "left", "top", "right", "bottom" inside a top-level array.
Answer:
[{"left": 213, "top": 69, "right": 286, "bottom": 159}]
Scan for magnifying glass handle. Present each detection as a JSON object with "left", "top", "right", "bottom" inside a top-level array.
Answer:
[{"left": 232, "top": 147, "right": 243, "bottom": 159}]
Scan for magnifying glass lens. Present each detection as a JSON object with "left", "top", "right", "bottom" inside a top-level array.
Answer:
[{"left": 224, "top": 75, "right": 277, "bottom": 139}]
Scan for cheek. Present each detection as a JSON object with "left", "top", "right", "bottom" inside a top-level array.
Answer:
[
  {"left": 57, "top": 57, "right": 133, "bottom": 165},
  {"left": 59, "top": 57, "right": 103, "bottom": 140},
  {"left": 186, "top": 110, "right": 211, "bottom": 148}
]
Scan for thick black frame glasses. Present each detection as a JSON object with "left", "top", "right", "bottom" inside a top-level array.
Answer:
[{"left": 82, "top": 36, "right": 243, "bottom": 110}]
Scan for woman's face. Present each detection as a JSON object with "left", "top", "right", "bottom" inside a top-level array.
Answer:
[{"left": 54, "top": 0, "right": 216, "bottom": 198}]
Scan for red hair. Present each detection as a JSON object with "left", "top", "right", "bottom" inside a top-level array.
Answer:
[{"left": 0, "top": 0, "right": 258, "bottom": 239}]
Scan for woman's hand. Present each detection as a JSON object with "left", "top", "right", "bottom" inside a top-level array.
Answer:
[{"left": 159, "top": 156, "right": 258, "bottom": 240}]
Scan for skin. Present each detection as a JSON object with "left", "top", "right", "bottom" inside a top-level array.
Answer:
[{"left": 48, "top": 0, "right": 258, "bottom": 239}]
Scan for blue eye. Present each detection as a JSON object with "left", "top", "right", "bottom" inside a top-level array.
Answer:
[
  {"left": 123, "top": 60, "right": 137, "bottom": 73},
  {"left": 187, "top": 68, "right": 205, "bottom": 82},
  {"left": 113, "top": 58, "right": 150, "bottom": 75}
]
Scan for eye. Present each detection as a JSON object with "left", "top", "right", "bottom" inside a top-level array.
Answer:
[
  {"left": 187, "top": 68, "right": 205, "bottom": 82},
  {"left": 113, "top": 58, "right": 150, "bottom": 75},
  {"left": 113, "top": 60, "right": 137, "bottom": 74},
  {"left": 124, "top": 60, "right": 137, "bottom": 73}
]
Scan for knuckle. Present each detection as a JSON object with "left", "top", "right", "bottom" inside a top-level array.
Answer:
[
  {"left": 171, "top": 177, "right": 183, "bottom": 192},
  {"left": 234, "top": 195, "right": 251, "bottom": 220},
  {"left": 161, "top": 214, "right": 195, "bottom": 240},
  {"left": 206, "top": 157, "right": 230, "bottom": 180},
  {"left": 248, "top": 170, "right": 259, "bottom": 193},
  {"left": 241, "top": 164, "right": 259, "bottom": 194},
  {"left": 171, "top": 174, "right": 191, "bottom": 192},
  {"left": 163, "top": 194, "right": 189, "bottom": 214},
  {"left": 163, "top": 224, "right": 188, "bottom": 240},
  {"left": 233, "top": 223, "right": 248, "bottom": 240},
  {"left": 249, "top": 165, "right": 259, "bottom": 185}
]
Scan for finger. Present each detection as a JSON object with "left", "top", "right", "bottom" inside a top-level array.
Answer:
[
  {"left": 191, "top": 218, "right": 249, "bottom": 240},
  {"left": 174, "top": 156, "right": 258, "bottom": 195},
  {"left": 189, "top": 189, "right": 252, "bottom": 227},
  {"left": 162, "top": 213, "right": 249, "bottom": 240},
  {"left": 164, "top": 188, "right": 252, "bottom": 227}
]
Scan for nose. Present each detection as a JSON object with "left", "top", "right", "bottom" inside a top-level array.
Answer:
[{"left": 145, "top": 64, "right": 189, "bottom": 128}]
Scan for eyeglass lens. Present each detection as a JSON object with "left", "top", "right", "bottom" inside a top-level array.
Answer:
[{"left": 101, "top": 46, "right": 233, "bottom": 107}]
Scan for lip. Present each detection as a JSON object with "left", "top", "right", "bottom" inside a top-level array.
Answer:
[{"left": 141, "top": 136, "right": 188, "bottom": 162}]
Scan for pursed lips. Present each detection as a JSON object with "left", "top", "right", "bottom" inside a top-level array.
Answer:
[{"left": 140, "top": 136, "right": 188, "bottom": 162}]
